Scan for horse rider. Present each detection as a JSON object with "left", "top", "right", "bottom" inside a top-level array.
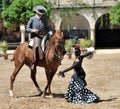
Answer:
[{"left": 26, "top": 5, "right": 53, "bottom": 70}]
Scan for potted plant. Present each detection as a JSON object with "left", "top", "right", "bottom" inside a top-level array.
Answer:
[
  {"left": 86, "top": 39, "right": 95, "bottom": 59},
  {"left": 85, "top": 39, "right": 94, "bottom": 48},
  {"left": 79, "top": 39, "right": 94, "bottom": 54},
  {"left": 65, "top": 39, "right": 73, "bottom": 59},
  {"left": 0, "top": 41, "right": 8, "bottom": 59},
  {"left": 86, "top": 39, "right": 94, "bottom": 51},
  {"left": 79, "top": 39, "right": 87, "bottom": 54}
]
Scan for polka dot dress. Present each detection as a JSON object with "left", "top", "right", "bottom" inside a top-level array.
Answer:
[{"left": 64, "top": 74, "right": 99, "bottom": 104}]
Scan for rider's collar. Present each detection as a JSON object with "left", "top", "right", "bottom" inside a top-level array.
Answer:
[{"left": 36, "top": 14, "right": 41, "bottom": 20}]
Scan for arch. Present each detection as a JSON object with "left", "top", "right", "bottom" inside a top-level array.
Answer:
[
  {"left": 61, "top": 13, "right": 90, "bottom": 39},
  {"left": 95, "top": 13, "right": 120, "bottom": 48}
]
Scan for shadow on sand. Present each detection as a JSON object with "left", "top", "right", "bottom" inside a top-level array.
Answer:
[
  {"left": 16, "top": 94, "right": 118, "bottom": 103},
  {"left": 16, "top": 93, "right": 65, "bottom": 98},
  {"left": 99, "top": 98, "right": 117, "bottom": 103}
]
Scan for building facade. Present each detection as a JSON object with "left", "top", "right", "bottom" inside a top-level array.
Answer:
[
  {"left": 47, "top": 0, "right": 120, "bottom": 48},
  {"left": 0, "top": 0, "right": 120, "bottom": 48}
]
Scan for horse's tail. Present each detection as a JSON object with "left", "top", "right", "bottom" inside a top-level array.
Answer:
[{"left": 11, "top": 50, "right": 16, "bottom": 61}]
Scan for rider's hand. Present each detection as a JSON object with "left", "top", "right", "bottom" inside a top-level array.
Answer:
[{"left": 32, "top": 29, "right": 39, "bottom": 33}]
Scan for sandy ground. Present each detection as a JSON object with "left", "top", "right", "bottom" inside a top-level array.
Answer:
[{"left": 0, "top": 49, "right": 120, "bottom": 109}]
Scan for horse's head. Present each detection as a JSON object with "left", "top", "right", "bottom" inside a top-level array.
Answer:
[{"left": 51, "top": 29, "right": 66, "bottom": 60}]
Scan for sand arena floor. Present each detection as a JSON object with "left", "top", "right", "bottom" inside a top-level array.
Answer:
[{"left": 0, "top": 49, "right": 120, "bottom": 109}]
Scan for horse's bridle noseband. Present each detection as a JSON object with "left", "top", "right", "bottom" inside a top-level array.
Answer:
[
  {"left": 54, "top": 34, "right": 65, "bottom": 60},
  {"left": 54, "top": 49, "right": 64, "bottom": 60}
]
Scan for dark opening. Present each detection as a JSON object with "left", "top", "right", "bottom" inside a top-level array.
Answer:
[
  {"left": 63, "top": 29, "right": 88, "bottom": 39},
  {"left": 95, "top": 14, "right": 120, "bottom": 49},
  {"left": 96, "top": 29, "right": 120, "bottom": 48}
]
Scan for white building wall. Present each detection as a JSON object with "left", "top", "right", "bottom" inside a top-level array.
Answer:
[
  {"left": 46, "top": 0, "right": 118, "bottom": 6},
  {"left": 46, "top": 0, "right": 120, "bottom": 43}
]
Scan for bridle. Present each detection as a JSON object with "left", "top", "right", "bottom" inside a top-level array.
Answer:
[
  {"left": 45, "top": 31, "right": 66, "bottom": 61},
  {"left": 54, "top": 34, "right": 65, "bottom": 60},
  {"left": 54, "top": 49, "right": 64, "bottom": 60}
]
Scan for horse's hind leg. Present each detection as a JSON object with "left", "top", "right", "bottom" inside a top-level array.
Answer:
[
  {"left": 30, "top": 68, "right": 43, "bottom": 95},
  {"left": 9, "top": 63, "right": 24, "bottom": 96}
]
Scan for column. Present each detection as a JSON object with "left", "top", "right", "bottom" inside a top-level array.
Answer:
[
  {"left": 90, "top": 28, "right": 95, "bottom": 40},
  {"left": 90, "top": 28, "right": 95, "bottom": 46},
  {"left": 20, "top": 25, "right": 25, "bottom": 43}
]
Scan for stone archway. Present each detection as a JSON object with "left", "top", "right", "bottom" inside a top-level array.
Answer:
[{"left": 61, "top": 13, "right": 90, "bottom": 39}]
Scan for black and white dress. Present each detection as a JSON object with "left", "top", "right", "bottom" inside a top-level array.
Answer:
[
  {"left": 64, "top": 59, "right": 99, "bottom": 104},
  {"left": 64, "top": 72, "right": 99, "bottom": 104}
]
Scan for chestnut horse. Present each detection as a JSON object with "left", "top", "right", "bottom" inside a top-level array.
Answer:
[{"left": 9, "top": 29, "right": 66, "bottom": 97}]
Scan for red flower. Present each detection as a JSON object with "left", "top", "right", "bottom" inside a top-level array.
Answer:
[{"left": 74, "top": 44, "right": 79, "bottom": 49}]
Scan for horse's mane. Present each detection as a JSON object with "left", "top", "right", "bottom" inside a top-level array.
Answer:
[{"left": 48, "top": 29, "right": 63, "bottom": 46}]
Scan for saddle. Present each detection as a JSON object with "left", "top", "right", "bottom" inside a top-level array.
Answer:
[
  {"left": 28, "top": 34, "right": 49, "bottom": 54},
  {"left": 41, "top": 35, "right": 49, "bottom": 52}
]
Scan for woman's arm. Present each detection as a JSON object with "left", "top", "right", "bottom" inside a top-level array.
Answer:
[
  {"left": 81, "top": 51, "right": 93, "bottom": 58},
  {"left": 58, "top": 61, "right": 80, "bottom": 77}
]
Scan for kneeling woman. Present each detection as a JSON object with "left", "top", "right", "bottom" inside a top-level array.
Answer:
[{"left": 58, "top": 45, "right": 99, "bottom": 104}]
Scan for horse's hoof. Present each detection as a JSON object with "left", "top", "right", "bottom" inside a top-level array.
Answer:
[
  {"left": 9, "top": 90, "right": 13, "bottom": 96},
  {"left": 45, "top": 94, "right": 53, "bottom": 98}
]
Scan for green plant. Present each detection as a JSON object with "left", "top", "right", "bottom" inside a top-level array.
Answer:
[
  {"left": 2, "top": 0, "right": 53, "bottom": 29},
  {"left": 79, "top": 39, "right": 94, "bottom": 49},
  {"left": 110, "top": 2, "right": 120, "bottom": 25},
  {"left": 65, "top": 39, "right": 72, "bottom": 54},
  {"left": 85, "top": 39, "right": 94, "bottom": 47},
  {"left": 79, "top": 39, "right": 86, "bottom": 49},
  {"left": 0, "top": 41, "right": 8, "bottom": 55},
  {"left": 71, "top": 38, "right": 76, "bottom": 45}
]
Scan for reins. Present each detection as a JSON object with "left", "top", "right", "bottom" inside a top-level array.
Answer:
[{"left": 54, "top": 34, "right": 64, "bottom": 60}]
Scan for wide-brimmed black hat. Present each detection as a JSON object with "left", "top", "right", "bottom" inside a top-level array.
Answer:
[{"left": 33, "top": 5, "right": 47, "bottom": 14}]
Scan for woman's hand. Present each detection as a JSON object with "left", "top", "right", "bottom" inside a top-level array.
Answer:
[
  {"left": 93, "top": 50, "right": 96, "bottom": 54},
  {"left": 57, "top": 71, "right": 65, "bottom": 77}
]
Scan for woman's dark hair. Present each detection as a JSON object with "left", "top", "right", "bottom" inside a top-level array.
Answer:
[
  {"left": 75, "top": 48, "right": 81, "bottom": 56},
  {"left": 74, "top": 45, "right": 81, "bottom": 56}
]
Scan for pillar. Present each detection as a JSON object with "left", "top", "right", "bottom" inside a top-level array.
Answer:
[
  {"left": 90, "top": 28, "right": 95, "bottom": 47},
  {"left": 90, "top": 28, "right": 95, "bottom": 40},
  {"left": 20, "top": 25, "right": 25, "bottom": 43}
]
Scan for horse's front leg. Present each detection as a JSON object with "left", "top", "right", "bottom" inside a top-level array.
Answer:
[
  {"left": 30, "top": 68, "right": 43, "bottom": 95},
  {"left": 47, "top": 71, "right": 56, "bottom": 95},
  {"left": 44, "top": 69, "right": 56, "bottom": 97}
]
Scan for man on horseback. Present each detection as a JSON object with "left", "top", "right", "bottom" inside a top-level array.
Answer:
[{"left": 26, "top": 5, "right": 53, "bottom": 70}]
